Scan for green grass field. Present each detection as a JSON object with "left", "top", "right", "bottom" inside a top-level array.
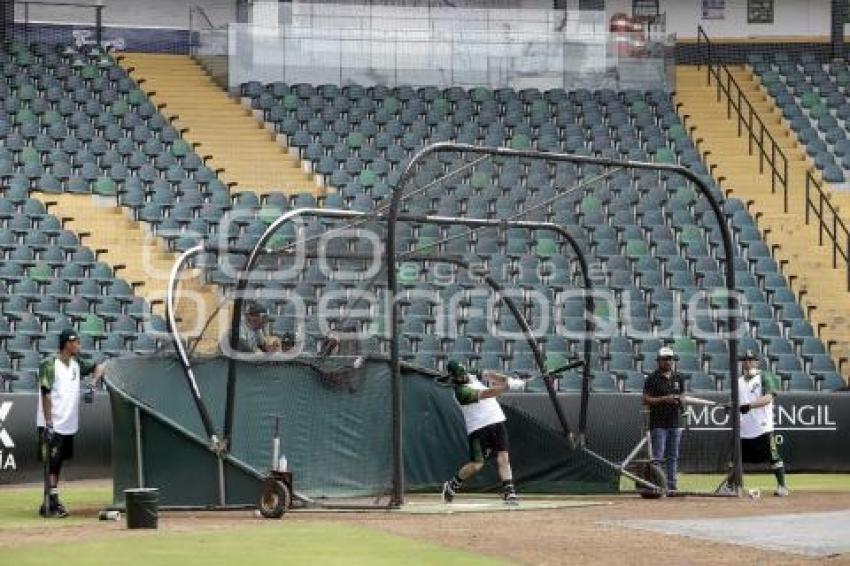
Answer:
[
  {"left": 0, "top": 485, "right": 503, "bottom": 566},
  {"left": 3, "top": 475, "right": 848, "bottom": 565},
  {"left": 0, "top": 486, "right": 108, "bottom": 528},
  {"left": 3, "top": 523, "right": 502, "bottom": 566},
  {"left": 619, "top": 472, "right": 850, "bottom": 492}
]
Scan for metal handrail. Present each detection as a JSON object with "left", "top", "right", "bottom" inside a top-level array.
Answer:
[
  {"left": 805, "top": 170, "right": 850, "bottom": 291},
  {"left": 189, "top": 5, "right": 227, "bottom": 59},
  {"left": 16, "top": 0, "right": 104, "bottom": 46},
  {"left": 190, "top": 5, "right": 216, "bottom": 30},
  {"left": 17, "top": 0, "right": 101, "bottom": 6},
  {"left": 696, "top": 26, "right": 789, "bottom": 213}
]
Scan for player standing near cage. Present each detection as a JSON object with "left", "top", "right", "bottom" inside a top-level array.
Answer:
[
  {"left": 223, "top": 301, "right": 282, "bottom": 355},
  {"left": 36, "top": 329, "right": 104, "bottom": 517},
  {"left": 440, "top": 361, "right": 524, "bottom": 505},
  {"left": 725, "top": 350, "right": 789, "bottom": 497},
  {"left": 641, "top": 346, "right": 685, "bottom": 494}
]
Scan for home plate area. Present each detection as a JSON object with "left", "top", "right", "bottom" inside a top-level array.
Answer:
[
  {"left": 397, "top": 497, "right": 609, "bottom": 515},
  {"left": 609, "top": 510, "right": 850, "bottom": 557}
]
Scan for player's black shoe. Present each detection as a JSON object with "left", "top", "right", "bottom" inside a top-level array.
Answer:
[
  {"left": 502, "top": 491, "right": 519, "bottom": 505},
  {"left": 53, "top": 501, "right": 69, "bottom": 518},
  {"left": 441, "top": 481, "right": 456, "bottom": 504},
  {"left": 38, "top": 501, "right": 68, "bottom": 518}
]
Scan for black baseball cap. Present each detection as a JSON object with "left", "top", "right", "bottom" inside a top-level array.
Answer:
[
  {"left": 58, "top": 329, "right": 79, "bottom": 350},
  {"left": 246, "top": 301, "right": 268, "bottom": 317}
]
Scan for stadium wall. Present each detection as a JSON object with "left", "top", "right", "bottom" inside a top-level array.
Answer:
[
  {"left": 20, "top": 0, "right": 836, "bottom": 40},
  {"left": 1, "top": 391, "right": 849, "bottom": 484},
  {"left": 606, "top": 0, "right": 831, "bottom": 40},
  {"left": 16, "top": 0, "right": 841, "bottom": 64},
  {"left": 16, "top": 0, "right": 234, "bottom": 29}
]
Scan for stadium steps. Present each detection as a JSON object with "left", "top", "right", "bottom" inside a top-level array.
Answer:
[
  {"left": 731, "top": 65, "right": 850, "bottom": 214},
  {"left": 35, "top": 192, "right": 224, "bottom": 352},
  {"left": 676, "top": 65, "right": 850, "bottom": 381},
  {"left": 116, "top": 53, "right": 322, "bottom": 196},
  {"left": 677, "top": 66, "right": 850, "bottom": 212}
]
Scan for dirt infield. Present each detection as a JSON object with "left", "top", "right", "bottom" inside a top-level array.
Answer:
[
  {"left": 343, "top": 492, "right": 850, "bottom": 565},
  {"left": 3, "top": 488, "right": 850, "bottom": 565}
]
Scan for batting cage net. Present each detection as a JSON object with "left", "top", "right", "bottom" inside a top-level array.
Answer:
[
  {"left": 386, "top": 143, "right": 745, "bottom": 497},
  {"left": 153, "top": 138, "right": 748, "bottom": 506},
  {"left": 180, "top": 208, "right": 398, "bottom": 506}
]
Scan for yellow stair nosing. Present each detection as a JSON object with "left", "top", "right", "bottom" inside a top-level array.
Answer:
[
  {"left": 122, "top": 52, "right": 322, "bottom": 197},
  {"left": 677, "top": 64, "right": 850, "bottom": 376}
]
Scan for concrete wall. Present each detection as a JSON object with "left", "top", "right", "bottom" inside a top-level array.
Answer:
[
  {"left": 605, "top": 0, "right": 832, "bottom": 40},
  {"left": 16, "top": 0, "right": 236, "bottom": 29},
  {"left": 14, "top": 0, "right": 836, "bottom": 38},
  {"left": 13, "top": 0, "right": 839, "bottom": 50}
]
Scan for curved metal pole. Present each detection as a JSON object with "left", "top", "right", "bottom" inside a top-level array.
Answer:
[
  {"left": 166, "top": 244, "right": 221, "bottom": 447},
  {"left": 398, "top": 213, "right": 594, "bottom": 443},
  {"left": 224, "top": 207, "right": 371, "bottom": 449},
  {"left": 405, "top": 253, "right": 576, "bottom": 439},
  {"left": 387, "top": 143, "right": 738, "bottom": 488}
]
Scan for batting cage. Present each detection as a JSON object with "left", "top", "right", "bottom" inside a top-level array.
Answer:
[
  {"left": 105, "top": 142, "right": 748, "bottom": 509},
  {"left": 384, "top": 143, "right": 745, "bottom": 498}
]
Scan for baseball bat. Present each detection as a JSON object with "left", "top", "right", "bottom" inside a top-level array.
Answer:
[
  {"left": 545, "top": 360, "right": 585, "bottom": 376},
  {"left": 42, "top": 435, "right": 49, "bottom": 518},
  {"left": 681, "top": 395, "right": 718, "bottom": 406}
]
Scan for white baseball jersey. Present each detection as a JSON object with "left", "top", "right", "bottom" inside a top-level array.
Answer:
[
  {"left": 738, "top": 370, "right": 779, "bottom": 439},
  {"left": 454, "top": 374, "right": 506, "bottom": 434},
  {"left": 36, "top": 358, "right": 82, "bottom": 435}
]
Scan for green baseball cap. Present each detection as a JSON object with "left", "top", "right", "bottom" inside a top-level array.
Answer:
[{"left": 446, "top": 360, "right": 466, "bottom": 377}]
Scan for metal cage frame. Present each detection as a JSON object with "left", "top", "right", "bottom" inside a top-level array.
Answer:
[{"left": 164, "top": 143, "right": 744, "bottom": 507}]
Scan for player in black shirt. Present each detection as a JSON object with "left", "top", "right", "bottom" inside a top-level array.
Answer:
[{"left": 642, "top": 346, "right": 685, "bottom": 493}]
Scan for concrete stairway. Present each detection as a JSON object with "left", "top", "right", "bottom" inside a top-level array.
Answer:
[
  {"left": 116, "top": 53, "right": 321, "bottom": 196},
  {"left": 729, "top": 64, "right": 850, "bottom": 215},
  {"left": 676, "top": 65, "right": 850, "bottom": 380},
  {"left": 40, "top": 194, "right": 224, "bottom": 353}
]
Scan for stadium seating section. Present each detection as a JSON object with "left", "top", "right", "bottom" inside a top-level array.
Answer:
[
  {"left": 749, "top": 52, "right": 850, "bottom": 184},
  {"left": 0, "top": 42, "right": 171, "bottom": 391},
  {"left": 0, "top": 39, "right": 842, "bottom": 392},
  {"left": 239, "top": 78, "right": 844, "bottom": 393}
]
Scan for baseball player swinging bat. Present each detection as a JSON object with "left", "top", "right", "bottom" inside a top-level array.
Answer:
[{"left": 482, "top": 360, "right": 586, "bottom": 391}]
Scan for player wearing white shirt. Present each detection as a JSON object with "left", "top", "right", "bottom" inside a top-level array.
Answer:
[
  {"left": 440, "top": 360, "right": 524, "bottom": 505},
  {"left": 724, "top": 350, "right": 789, "bottom": 497},
  {"left": 37, "top": 329, "right": 104, "bottom": 517}
]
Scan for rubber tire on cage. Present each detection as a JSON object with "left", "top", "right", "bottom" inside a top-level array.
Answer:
[
  {"left": 258, "top": 480, "right": 291, "bottom": 519},
  {"left": 633, "top": 462, "right": 667, "bottom": 499}
]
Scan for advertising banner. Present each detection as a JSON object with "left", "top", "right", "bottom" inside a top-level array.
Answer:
[
  {"left": 504, "top": 392, "right": 850, "bottom": 473},
  {"left": 0, "top": 394, "right": 111, "bottom": 484},
  {"left": 2, "top": 391, "right": 849, "bottom": 484}
]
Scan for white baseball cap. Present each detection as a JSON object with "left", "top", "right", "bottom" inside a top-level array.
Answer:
[{"left": 657, "top": 346, "right": 678, "bottom": 360}]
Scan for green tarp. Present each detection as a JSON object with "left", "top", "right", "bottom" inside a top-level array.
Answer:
[{"left": 107, "top": 355, "right": 618, "bottom": 507}]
